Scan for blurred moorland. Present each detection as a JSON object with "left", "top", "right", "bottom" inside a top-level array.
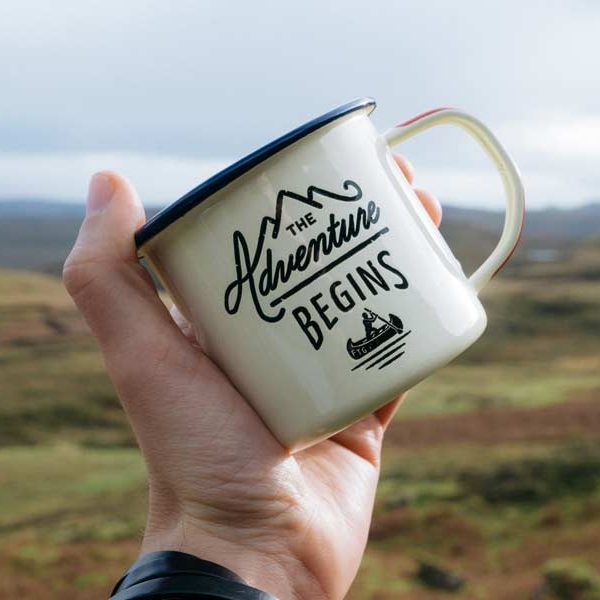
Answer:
[{"left": 0, "top": 201, "right": 598, "bottom": 599}]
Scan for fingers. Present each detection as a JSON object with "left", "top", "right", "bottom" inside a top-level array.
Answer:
[
  {"left": 392, "top": 154, "right": 415, "bottom": 184},
  {"left": 329, "top": 396, "right": 406, "bottom": 468},
  {"left": 393, "top": 154, "right": 442, "bottom": 228},
  {"left": 373, "top": 394, "right": 406, "bottom": 431},
  {"left": 415, "top": 188, "right": 442, "bottom": 227},
  {"left": 63, "top": 172, "right": 191, "bottom": 369},
  {"left": 330, "top": 392, "right": 408, "bottom": 464},
  {"left": 170, "top": 303, "right": 200, "bottom": 344},
  {"left": 329, "top": 414, "right": 384, "bottom": 466}
]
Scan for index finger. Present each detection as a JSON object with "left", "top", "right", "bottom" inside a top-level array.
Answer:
[{"left": 392, "top": 153, "right": 415, "bottom": 184}]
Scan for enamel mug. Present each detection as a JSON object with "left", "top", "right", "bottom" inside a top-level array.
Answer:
[{"left": 135, "top": 98, "right": 524, "bottom": 451}]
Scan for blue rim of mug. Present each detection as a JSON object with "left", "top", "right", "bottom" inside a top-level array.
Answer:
[{"left": 135, "top": 97, "right": 377, "bottom": 248}]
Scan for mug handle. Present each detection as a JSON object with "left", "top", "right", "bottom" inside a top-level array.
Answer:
[{"left": 383, "top": 108, "right": 525, "bottom": 292}]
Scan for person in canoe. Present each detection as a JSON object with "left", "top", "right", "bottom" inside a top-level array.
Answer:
[
  {"left": 362, "top": 310, "right": 377, "bottom": 339},
  {"left": 348, "top": 309, "right": 405, "bottom": 359}
]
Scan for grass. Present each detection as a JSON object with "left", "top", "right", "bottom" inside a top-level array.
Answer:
[
  {"left": 349, "top": 442, "right": 600, "bottom": 599},
  {"left": 0, "top": 343, "right": 131, "bottom": 446},
  {"left": 403, "top": 359, "right": 600, "bottom": 417},
  {"left": 0, "top": 269, "right": 73, "bottom": 309},
  {"left": 0, "top": 445, "right": 146, "bottom": 599},
  {"left": 0, "top": 445, "right": 146, "bottom": 541}
]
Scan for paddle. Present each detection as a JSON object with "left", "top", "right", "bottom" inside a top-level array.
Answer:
[{"left": 365, "top": 308, "right": 403, "bottom": 334}]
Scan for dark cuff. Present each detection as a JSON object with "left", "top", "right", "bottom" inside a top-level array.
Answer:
[{"left": 109, "top": 551, "right": 279, "bottom": 600}]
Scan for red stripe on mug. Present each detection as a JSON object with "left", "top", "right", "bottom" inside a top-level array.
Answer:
[
  {"left": 492, "top": 206, "right": 525, "bottom": 279},
  {"left": 396, "top": 107, "right": 453, "bottom": 127}
]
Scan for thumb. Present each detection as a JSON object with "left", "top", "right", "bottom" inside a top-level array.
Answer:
[
  {"left": 65, "top": 172, "right": 278, "bottom": 459},
  {"left": 63, "top": 171, "right": 189, "bottom": 366}
]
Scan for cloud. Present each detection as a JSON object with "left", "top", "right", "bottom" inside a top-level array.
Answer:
[
  {"left": 414, "top": 166, "right": 592, "bottom": 210},
  {"left": 500, "top": 115, "right": 600, "bottom": 161}
]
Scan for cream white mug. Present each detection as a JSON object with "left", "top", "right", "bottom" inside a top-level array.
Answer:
[{"left": 135, "top": 99, "right": 524, "bottom": 451}]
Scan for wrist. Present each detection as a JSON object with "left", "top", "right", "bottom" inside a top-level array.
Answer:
[
  {"left": 110, "top": 550, "right": 278, "bottom": 599},
  {"left": 141, "top": 508, "right": 329, "bottom": 600}
]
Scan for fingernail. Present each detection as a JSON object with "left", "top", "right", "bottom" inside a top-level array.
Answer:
[{"left": 87, "top": 173, "right": 115, "bottom": 216}]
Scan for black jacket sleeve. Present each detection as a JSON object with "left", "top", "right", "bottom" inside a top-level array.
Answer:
[{"left": 109, "top": 551, "right": 279, "bottom": 600}]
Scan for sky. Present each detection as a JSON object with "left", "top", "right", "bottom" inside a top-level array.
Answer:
[{"left": 0, "top": 0, "right": 599, "bottom": 210}]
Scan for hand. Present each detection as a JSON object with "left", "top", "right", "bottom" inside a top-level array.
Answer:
[{"left": 63, "top": 156, "right": 441, "bottom": 600}]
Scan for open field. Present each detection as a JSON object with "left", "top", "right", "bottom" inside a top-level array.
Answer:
[{"left": 0, "top": 213, "right": 598, "bottom": 598}]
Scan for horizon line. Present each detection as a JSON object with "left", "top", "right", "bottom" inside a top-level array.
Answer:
[{"left": 0, "top": 196, "right": 598, "bottom": 213}]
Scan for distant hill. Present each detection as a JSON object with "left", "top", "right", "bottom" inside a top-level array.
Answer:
[
  {"left": 0, "top": 200, "right": 86, "bottom": 218},
  {"left": 441, "top": 202, "right": 600, "bottom": 274},
  {"left": 0, "top": 199, "right": 598, "bottom": 277},
  {"left": 430, "top": 202, "right": 599, "bottom": 275},
  {"left": 0, "top": 202, "right": 85, "bottom": 274},
  {"left": 442, "top": 203, "right": 600, "bottom": 242}
]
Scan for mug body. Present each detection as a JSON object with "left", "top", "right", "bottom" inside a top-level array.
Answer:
[{"left": 139, "top": 106, "right": 487, "bottom": 451}]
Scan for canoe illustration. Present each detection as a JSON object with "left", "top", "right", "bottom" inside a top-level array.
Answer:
[{"left": 347, "top": 311, "right": 404, "bottom": 359}]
